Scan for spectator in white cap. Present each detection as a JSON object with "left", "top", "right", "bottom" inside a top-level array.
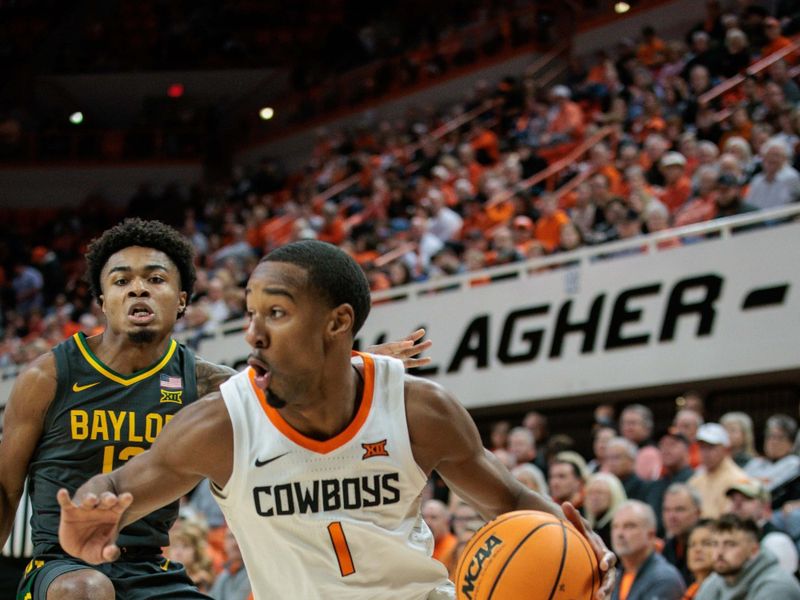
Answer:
[
  {"left": 688, "top": 423, "right": 749, "bottom": 518},
  {"left": 542, "top": 84, "right": 584, "bottom": 146},
  {"left": 659, "top": 151, "right": 692, "bottom": 215}
]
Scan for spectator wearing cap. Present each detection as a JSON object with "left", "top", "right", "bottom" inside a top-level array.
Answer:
[
  {"left": 720, "top": 412, "right": 757, "bottom": 468},
  {"left": 673, "top": 408, "right": 704, "bottom": 470},
  {"left": 659, "top": 152, "right": 693, "bottom": 215},
  {"left": 606, "top": 437, "right": 656, "bottom": 508},
  {"left": 621, "top": 405, "right": 663, "bottom": 481},
  {"left": 714, "top": 173, "right": 758, "bottom": 219},
  {"left": 662, "top": 483, "right": 703, "bottom": 585},
  {"left": 745, "top": 137, "right": 800, "bottom": 210},
  {"left": 688, "top": 423, "right": 749, "bottom": 518},
  {"left": 542, "top": 85, "right": 585, "bottom": 147},
  {"left": 533, "top": 193, "right": 571, "bottom": 253},
  {"left": 549, "top": 451, "right": 588, "bottom": 511},
  {"left": 745, "top": 414, "right": 800, "bottom": 508},
  {"left": 725, "top": 478, "right": 799, "bottom": 574},
  {"left": 511, "top": 216, "right": 536, "bottom": 255},
  {"left": 652, "top": 430, "right": 696, "bottom": 531}
]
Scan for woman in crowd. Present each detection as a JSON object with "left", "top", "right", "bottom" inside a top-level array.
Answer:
[
  {"left": 681, "top": 519, "right": 714, "bottom": 600},
  {"left": 583, "top": 472, "right": 627, "bottom": 548},
  {"left": 720, "top": 412, "right": 757, "bottom": 468},
  {"left": 745, "top": 414, "right": 800, "bottom": 507}
]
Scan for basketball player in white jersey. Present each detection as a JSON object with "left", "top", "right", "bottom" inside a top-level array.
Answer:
[{"left": 57, "top": 240, "right": 616, "bottom": 599}]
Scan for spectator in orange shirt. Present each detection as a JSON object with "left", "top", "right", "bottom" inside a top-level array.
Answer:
[
  {"left": 316, "top": 201, "right": 346, "bottom": 245},
  {"left": 470, "top": 122, "right": 500, "bottom": 165},
  {"left": 591, "top": 142, "right": 625, "bottom": 196},
  {"left": 762, "top": 17, "right": 796, "bottom": 64},
  {"left": 534, "top": 193, "right": 571, "bottom": 253},
  {"left": 659, "top": 152, "right": 693, "bottom": 214},
  {"left": 543, "top": 85, "right": 585, "bottom": 145},
  {"left": 637, "top": 25, "right": 667, "bottom": 68}
]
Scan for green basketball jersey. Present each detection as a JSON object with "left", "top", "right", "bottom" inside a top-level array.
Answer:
[{"left": 28, "top": 332, "right": 198, "bottom": 555}]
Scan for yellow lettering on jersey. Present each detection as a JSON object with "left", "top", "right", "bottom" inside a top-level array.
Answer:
[
  {"left": 160, "top": 390, "right": 182, "bottom": 404},
  {"left": 90, "top": 410, "right": 110, "bottom": 441},
  {"left": 129, "top": 411, "right": 143, "bottom": 442},
  {"left": 108, "top": 410, "right": 126, "bottom": 442},
  {"left": 145, "top": 413, "right": 162, "bottom": 443},
  {"left": 165, "top": 414, "right": 173, "bottom": 425},
  {"left": 70, "top": 410, "right": 89, "bottom": 440}
]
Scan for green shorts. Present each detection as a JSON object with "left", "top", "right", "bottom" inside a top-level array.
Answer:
[{"left": 17, "top": 553, "right": 211, "bottom": 600}]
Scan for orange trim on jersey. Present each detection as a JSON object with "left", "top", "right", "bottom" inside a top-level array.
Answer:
[{"left": 247, "top": 352, "right": 375, "bottom": 454}]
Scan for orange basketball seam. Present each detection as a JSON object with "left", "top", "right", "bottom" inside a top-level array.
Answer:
[{"left": 485, "top": 521, "right": 564, "bottom": 600}]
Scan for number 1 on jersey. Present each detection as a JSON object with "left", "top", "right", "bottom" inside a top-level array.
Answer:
[{"left": 327, "top": 521, "right": 356, "bottom": 576}]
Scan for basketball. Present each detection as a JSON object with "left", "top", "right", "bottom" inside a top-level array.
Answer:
[{"left": 454, "top": 510, "right": 599, "bottom": 600}]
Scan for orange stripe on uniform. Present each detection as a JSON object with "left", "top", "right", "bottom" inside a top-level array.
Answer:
[
  {"left": 247, "top": 352, "right": 375, "bottom": 455},
  {"left": 327, "top": 522, "right": 356, "bottom": 576}
]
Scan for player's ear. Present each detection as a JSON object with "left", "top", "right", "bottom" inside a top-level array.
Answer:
[
  {"left": 177, "top": 291, "right": 188, "bottom": 317},
  {"left": 98, "top": 294, "right": 105, "bottom": 312},
  {"left": 327, "top": 304, "right": 354, "bottom": 338}
]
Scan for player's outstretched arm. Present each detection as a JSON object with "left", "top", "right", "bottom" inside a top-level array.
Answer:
[
  {"left": 368, "top": 328, "right": 433, "bottom": 369},
  {"left": 58, "top": 393, "right": 233, "bottom": 564},
  {"left": 0, "top": 352, "right": 56, "bottom": 547},
  {"left": 406, "top": 378, "right": 615, "bottom": 600}
]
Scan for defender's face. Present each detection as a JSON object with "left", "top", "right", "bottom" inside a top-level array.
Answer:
[
  {"left": 99, "top": 246, "right": 186, "bottom": 343},
  {"left": 244, "top": 261, "right": 336, "bottom": 407}
]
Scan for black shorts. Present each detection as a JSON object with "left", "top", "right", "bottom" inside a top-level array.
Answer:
[{"left": 17, "top": 553, "right": 211, "bottom": 600}]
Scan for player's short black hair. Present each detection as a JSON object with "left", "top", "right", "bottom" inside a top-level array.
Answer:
[
  {"left": 86, "top": 218, "right": 196, "bottom": 314},
  {"left": 262, "top": 240, "right": 371, "bottom": 335}
]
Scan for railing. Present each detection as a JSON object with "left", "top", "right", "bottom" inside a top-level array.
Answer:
[
  {"left": 486, "top": 126, "right": 615, "bottom": 209},
  {"left": 370, "top": 203, "right": 800, "bottom": 303},
  {"left": 700, "top": 35, "right": 800, "bottom": 108}
]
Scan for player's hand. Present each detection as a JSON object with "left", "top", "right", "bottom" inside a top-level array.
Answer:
[
  {"left": 367, "top": 328, "right": 432, "bottom": 369},
  {"left": 57, "top": 488, "right": 133, "bottom": 565},
  {"left": 562, "top": 502, "right": 617, "bottom": 600}
]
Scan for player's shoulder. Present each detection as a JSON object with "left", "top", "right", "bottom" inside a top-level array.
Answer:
[
  {"left": 403, "top": 375, "right": 462, "bottom": 430},
  {"left": 15, "top": 350, "right": 57, "bottom": 387}
]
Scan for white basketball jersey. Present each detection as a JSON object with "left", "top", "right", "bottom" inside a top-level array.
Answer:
[{"left": 213, "top": 352, "right": 450, "bottom": 600}]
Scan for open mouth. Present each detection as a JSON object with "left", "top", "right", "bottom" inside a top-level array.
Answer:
[
  {"left": 248, "top": 356, "right": 272, "bottom": 390},
  {"left": 128, "top": 303, "right": 155, "bottom": 325}
]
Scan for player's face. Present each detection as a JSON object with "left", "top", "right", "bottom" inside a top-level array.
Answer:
[
  {"left": 99, "top": 246, "right": 186, "bottom": 344},
  {"left": 244, "top": 261, "right": 338, "bottom": 408}
]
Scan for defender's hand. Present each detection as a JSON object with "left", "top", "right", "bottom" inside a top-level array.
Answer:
[
  {"left": 368, "top": 328, "right": 433, "bottom": 369},
  {"left": 57, "top": 488, "right": 133, "bottom": 564},
  {"left": 562, "top": 501, "right": 617, "bottom": 600}
]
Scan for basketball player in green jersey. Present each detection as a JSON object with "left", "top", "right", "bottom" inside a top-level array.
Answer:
[{"left": 0, "top": 219, "right": 431, "bottom": 600}]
